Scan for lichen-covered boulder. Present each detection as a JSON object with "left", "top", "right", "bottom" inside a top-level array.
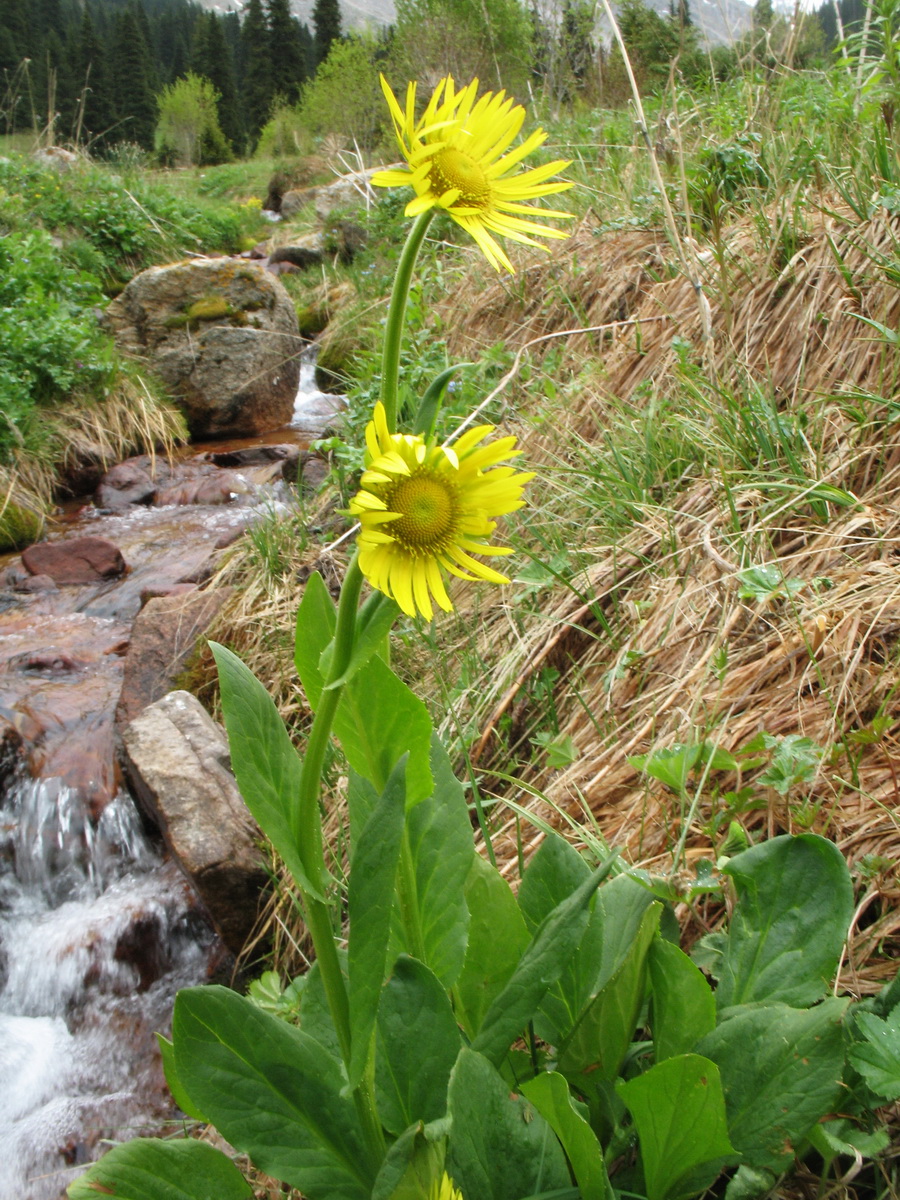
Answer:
[{"left": 105, "top": 258, "right": 301, "bottom": 438}]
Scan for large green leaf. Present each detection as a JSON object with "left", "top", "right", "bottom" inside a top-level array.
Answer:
[
  {"left": 594, "top": 875, "right": 658, "bottom": 993},
  {"left": 717, "top": 835, "right": 853, "bottom": 1009},
  {"left": 558, "top": 902, "right": 660, "bottom": 1080},
  {"left": 156, "top": 1034, "right": 206, "bottom": 1121},
  {"left": 472, "top": 865, "right": 608, "bottom": 1067},
  {"left": 173, "top": 986, "right": 373, "bottom": 1198},
  {"left": 211, "top": 643, "right": 323, "bottom": 902},
  {"left": 617, "top": 1055, "right": 736, "bottom": 1200},
  {"left": 517, "top": 832, "right": 607, "bottom": 1044},
  {"left": 335, "top": 654, "right": 433, "bottom": 805},
  {"left": 371, "top": 1123, "right": 446, "bottom": 1200},
  {"left": 648, "top": 940, "right": 716, "bottom": 1061},
  {"left": 347, "top": 758, "right": 407, "bottom": 1088},
  {"left": 403, "top": 736, "right": 474, "bottom": 987},
  {"left": 321, "top": 592, "right": 401, "bottom": 690},
  {"left": 67, "top": 1138, "right": 252, "bottom": 1200},
  {"left": 294, "top": 569, "right": 336, "bottom": 709},
  {"left": 446, "top": 1048, "right": 571, "bottom": 1200},
  {"left": 696, "top": 999, "right": 848, "bottom": 1172},
  {"left": 455, "top": 855, "right": 530, "bottom": 1040},
  {"left": 376, "top": 956, "right": 462, "bottom": 1136},
  {"left": 521, "top": 1072, "right": 612, "bottom": 1200}
]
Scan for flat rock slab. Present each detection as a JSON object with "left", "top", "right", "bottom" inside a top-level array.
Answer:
[
  {"left": 116, "top": 587, "right": 232, "bottom": 726},
  {"left": 22, "top": 536, "right": 128, "bottom": 584},
  {"left": 122, "top": 690, "right": 267, "bottom": 954}
]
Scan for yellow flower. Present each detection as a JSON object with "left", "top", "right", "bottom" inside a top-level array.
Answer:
[
  {"left": 373, "top": 74, "right": 573, "bottom": 272},
  {"left": 348, "top": 402, "right": 532, "bottom": 620},
  {"left": 429, "top": 1173, "right": 464, "bottom": 1200}
]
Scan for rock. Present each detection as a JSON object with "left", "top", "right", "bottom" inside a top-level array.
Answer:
[
  {"left": 121, "top": 691, "right": 267, "bottom": 954},
  {"left": 270, "top": 241, "right": 323, "bottom": 271},
  {"left": 12, "top": 573, "right": 58, "bottom": 594},
  {"left": 104, "top": 258, "right": 301, "bottom": 439},
  {"left": 208, "top": 444, "right": 294, "bottom": 469},
  {"left": 116, "top": 588, "right": 232, "bottom": 725},
  {"left": 138, "top": 582, "right": 197, "bottom": 607},
  {"left": 22, "top": 536, "right": 128, "bottom": 585},
  {"left": 299, "top": 454, "right": 330, "bottom": 493},
  {"left": 32, "top": 146, "right": 79, "bottom": 173},
  {"left": 314, "top": 168, "right": 381, "bottom": 221},
  {"left": 325, "top": 220, "right": 368, "bottom": 264},
  {"left": 266, "top": 260, "right": 300, "bottom": 277},
  {"left": 280, "top": 186, "right": 319, "bottom": 219},
  {"left": 248, "top": 240, "right": 270, "bottom": 260},
  {"left": 95, "top": 461, "right": 157, "bottom": 509},
  {"left": 0, "top": 717, "right": 24, "bottom": 789}
]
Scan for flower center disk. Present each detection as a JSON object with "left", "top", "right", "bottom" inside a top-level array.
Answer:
[
  {"left": 388, "top": 474, "right": 457, "bottom": 548},
  {"left": 432, "top": 147, "right": 491, "bottom": 206}
]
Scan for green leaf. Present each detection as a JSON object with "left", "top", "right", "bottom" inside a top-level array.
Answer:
[
  {"left": 371, "top": 1122, "right": 446, "bottom": 1200},
  {"left": 67, "top": 1138, "right": 252, "bottom": 1200},
  {"left": 617, "top": 1055, "right": 736, "bottom": 1200},
  {"left": 696, "top": 999, "right": 848, "bottom": 1172},
  {"left": 521, "top": 1072, "right": 612, "bottom": 1200},
  {"left": 628, "top": 744, "right": 701, "bottom": 793},
  {"left": 328, "top": 593, "right": 401, "bottom": 688},
  {"left": 595, "top": 875, "right": 658, "bottom": 992},
  {"left": 446, "top": 1048, "right": 571, "bottom": 1200},
  {"left": 211, "top": 643, "right": 324, "bottom": 903},
  {"left": 376, "top": 956, "right": 462, "bottom": 1136},
  {"left": 717, "top": 834, "right": 854, "bottom": 1009},
  {"left": 347, "top": 757, "right": 407, "bottom": 1088},
  {"left": 299, "top": 960, "right": 343, "bottom": 1062},
  {"left": 472, "top": 864, "right": 610, "bottom": 1068},
  {"left": 336, "top": 655, "right": 433, "bottom": 805},
  {"left": 454, "top": 855, "right": 530, "bottom": 1041},
  {"left": 404, "top": 736, "right": 474, "bottom": 987},
  {"left": 294, "top": 569, "right": 337, "bottom": 710},
  {"left": 156, "top": 1034, "right": 206, "bottom": 1122},
  {"left": 558, "top": 902, "right": 660, "bottom": 1080},
  {"left": 848, "top": 1008, "right": 900, "bottom": 1100},
  {"left": 756, "top": 735, "right": 822, "bottom": 795},
  {"left": 413, "top": 363, "right": 474, "bottom": 437},
  {"left": 517, "top": 832, "right": 606, "bottom": 1044},
  {"left": 173, "top": 986, "right": 373, "bottom": 1197},
  {"left": 648, "top": 940, "right": 716, "bottom": 1061}
]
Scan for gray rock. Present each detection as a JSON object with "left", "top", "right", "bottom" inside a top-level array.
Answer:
[
  {"left": 104, "top": 258, "right": 301, "bottom": 439},
  {"left": 122, "top": 690, "right": 267, "bottom": 954}
]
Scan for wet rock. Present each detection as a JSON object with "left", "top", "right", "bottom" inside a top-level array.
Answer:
[
  {"left": 154, "top": 475, "right": 241, "bottom": 507},
  {"left": 116, "top": 588, "right": 232, "bottom": 726},
  {"left": 0, "top": 717, "right": 24, "bottom": 789},
  {"left": 122, "top": 691, "right": 267, "bottom": 954},
  {"left": 113, "top": 911, "right": 169, "bottom": 992},
  {"left": 95, "top": 461, "right": 157, "bottom": 509},
  {"left": 12, "top": 572, "right": 58, "bottom": 594},
  {"left": 299, "top": 454, "right": 330, "bottom": 493},
  {"left": 270, "top": 241, "right": 323, "bottom": 271},
  {"left": 104, "top": 258, "right": 301, "bottom": 439},
  {"left": 208, "top": 444, "right": 294, "bottom": 469},
  {"left": 22, "top": 536, "right": 128, "bottom": 585}
]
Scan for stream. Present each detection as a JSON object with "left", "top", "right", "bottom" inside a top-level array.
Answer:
[{"left": 0, "top": 360, "right": 345, "bottom": 1198}]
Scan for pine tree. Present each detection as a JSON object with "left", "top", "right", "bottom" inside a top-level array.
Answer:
[
  {"left": 75, "top": 5, "right": 117, "bottom": 147},
  {"left": 240, "top": 0, "right": 274, "bottom": 141},
  {"left": 193, "top": 12, "right": 243, "bottom": 152},
  {"left": 111, "top": 6, "right": 157, "bottom": 147},
  {"left": 313, "top": 0, "right": 342, "bottom": 66},
  {"left": 266, "top": 0, "right": 307, "bottom": 101}
]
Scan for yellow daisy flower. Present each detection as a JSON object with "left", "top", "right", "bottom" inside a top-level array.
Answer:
[
  {"left": 348, "top": 402, "right": 533, "bottom": 620},
  {"left": 372, "top": 74, "right": 574, "bottom": 272},
  {"left": 429, "top": 1173, "right": 464, "bottom": 1200}
]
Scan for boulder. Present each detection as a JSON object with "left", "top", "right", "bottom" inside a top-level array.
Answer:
[
  {"left": 116, "top": 587, "right": 232, "bottom": 725},
  {"left": 280, "top": 186, "right": 319, "bottom": 219},
  {"left": 270, "top": 240, "right": 323, "bottom": 271},
  {"left": 104, "top": 258, "right": 301, "bottom": 439},
  {"left": 314, "top": 168, "right": 381, "bottom": 221},
  {"left": 121, "top": 690, "right": 267, "bottom": 954},
  {"left": 95, "top": 460, "right": 157, "bottom": 509},
  {"left": 32, "top": 146, "right": 79, "bottom": 173},
  {"left": 22, "top": 536, "right": 128, "bottom": 585}
]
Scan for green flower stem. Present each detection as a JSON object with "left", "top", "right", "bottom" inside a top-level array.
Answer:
[
  {"left": 380, "top": 209, "right": 435, "bottom": 433},
  {"left": 292, "top": 552, "right": 386, "bottom": 1168},
  {"left": 396, "top": 829, "right": 427, "bottom": 962}
]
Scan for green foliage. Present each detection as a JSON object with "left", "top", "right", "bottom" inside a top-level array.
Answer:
[
  {"left": 298, "top": 35, "right": 385, "bottom": 153},
  {"left": 155, "top": 73, "right": 232, "bottom": 167}
]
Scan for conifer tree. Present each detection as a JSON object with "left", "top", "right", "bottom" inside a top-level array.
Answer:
[
  {"left": 111, "top": 6, "right": 157, "bottom": 147},
  {"left": 75, "top": 5, "right": 117, "bottom": 147},
  {"left": 193, "top": 12, "right": 243, "bottom": 152},
  {"left": 267, "top": 0, "right": 307, "bottom": 101},
  {"left": 313, "top": 0, "right": 342, "bottom": 66},
  {"left": 241, "top": 0, "right": 274, "bottom": 141}
]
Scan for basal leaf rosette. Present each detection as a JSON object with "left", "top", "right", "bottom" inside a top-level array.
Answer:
[
  {"left": 348, "top": 402, "right": 532, "bottom": 620},
  {"left": 373, "top": 74, "right": 574, "bottom": 272}
]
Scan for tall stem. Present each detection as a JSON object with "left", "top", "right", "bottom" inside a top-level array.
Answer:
[
  {"left": 380, "top": 209, "right": 434, "bottom": 433},
  {"left": 292, "top": 552, "right": 386, "bottom": 1167}
]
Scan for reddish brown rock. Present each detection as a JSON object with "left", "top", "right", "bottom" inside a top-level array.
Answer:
[
  {"left": 116, "top": 588, "right": 232, "bottom": 726},
  {"left": 138, "top": 583, "right": 198, "bottom": 607},
  {"left": 95, "top": 461, "right": 157, "bottom": 509},
  {"left": 12, "top": 572, "right": 58, "bottom": 593},
  {"left": 22, "top": 537, "right": 128, "bottom": 585}
]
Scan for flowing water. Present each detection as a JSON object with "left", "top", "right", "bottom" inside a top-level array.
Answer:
[{"left": 0, "top": 358, "right": 345, "bottom": 1197}]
